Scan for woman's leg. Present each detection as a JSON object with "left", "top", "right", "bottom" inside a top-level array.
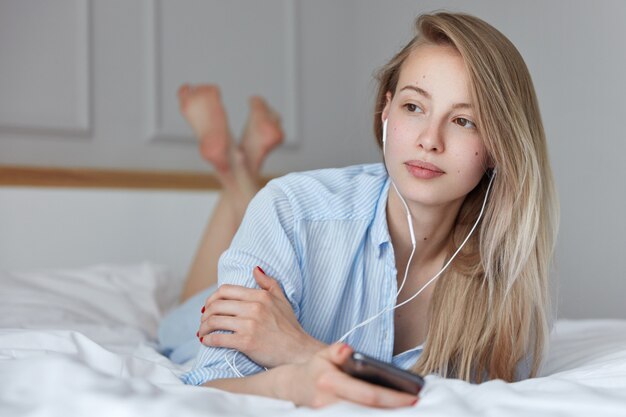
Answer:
[{"left": 177, "top": 85, "right": 283, "bottom": 302}]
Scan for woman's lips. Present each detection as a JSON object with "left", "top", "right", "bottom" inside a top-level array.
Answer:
[{"left": 404, "top": 160, "right": 445, "bottom": 179}]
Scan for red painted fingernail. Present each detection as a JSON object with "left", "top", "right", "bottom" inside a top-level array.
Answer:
[
  {"left": 196, "top": 331, "right": 199, "bottom": 338},
  {"left": 256, "top": 266, "right": 265, "bottom": 275},
  {"left": 201, "top": 306, "right": 205, "bottom": 313},
  {"left": 412, "top": 398, "right": 419, "bottom": 406},
  {"left": 339, "top": 343, "right": 351, "bottom": 355},
  {"left": 200, "top": 336, "right": 204, "bottom": 343}
]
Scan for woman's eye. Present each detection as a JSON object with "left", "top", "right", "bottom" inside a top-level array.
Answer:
[
  {"left": 404, "top": 103, "right": 422, "bottom": 113},
  {"left": 455, "top": 117, "right": 476, "bottom": 129}
]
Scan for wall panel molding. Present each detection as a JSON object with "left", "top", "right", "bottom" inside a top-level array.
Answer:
[
  {"left": 143, "top": 0, "right": 299, "bottom": 147},
  {"left": 0, "top": 0, "right": 92, "bottom": 137}
]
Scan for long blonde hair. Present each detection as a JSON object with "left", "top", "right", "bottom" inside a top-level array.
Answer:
[{"left": 373, "top": 12, "right": 559, "bottom": 382}]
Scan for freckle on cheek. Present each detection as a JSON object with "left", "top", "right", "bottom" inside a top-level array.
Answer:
[{"left": 475, "top": 152, "right": 478, "bottom": 156}]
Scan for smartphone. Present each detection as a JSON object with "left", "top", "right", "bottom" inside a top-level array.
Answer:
[{"left": 339, "top": 351, "right": 425, "bottom": 395}]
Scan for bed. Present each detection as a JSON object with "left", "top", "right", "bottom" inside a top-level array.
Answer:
[{"left": 1, "top": 168, "right": 625, "bottom": 416}]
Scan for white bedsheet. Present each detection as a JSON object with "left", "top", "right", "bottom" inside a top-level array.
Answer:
[{"left": 1, "top": 264, "right": 625, "bottom": 416}]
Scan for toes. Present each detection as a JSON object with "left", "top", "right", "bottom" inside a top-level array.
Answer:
[
  {"left": 249, "top": 96, "right": 271, "bottom": 117},
  {"left": 178, "top": 84, "right": 191, "bottom": 100},
  {"left": 261, "top": 123, "right": 284, "bottom": 147},
  {"left": 249, "top": 95, "right": 264, "bottom": 108},
  {"left": 178, "top": 84, "right": 191, "bottom": 110},
  {"left": 197, "top": 85, "right": 221, "bottom": 100},
  {"left": 255, "top": 98, "right": 282, "bottom": 126},
  {"left": 241, "top": 96, "right": 285, "bottom": 159},
  {"left": 270, "top": 109, "right": 282, "bottom": 123},
  {"left": 247, "top": 96, "right": 283, "bottom": 133}
]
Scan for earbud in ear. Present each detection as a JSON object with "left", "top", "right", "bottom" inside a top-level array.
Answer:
[
  {"left": 382, "top": 119, "right": 388, "bottom": 144},
  {"left": 382, "top": 119, "right": 389, "bottom": 156}
]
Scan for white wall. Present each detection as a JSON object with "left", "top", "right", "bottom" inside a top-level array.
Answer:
[{"left": 0, "top": 0, "right": 625, "bottom": 318}]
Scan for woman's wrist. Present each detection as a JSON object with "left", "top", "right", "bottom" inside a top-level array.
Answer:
[
  {"left": 271, "top": 363, "right": 298, "bottom": 402},
  {"left": 293, "top": 335, "right": 327, "bottom": 364},
  {"left": 204, "top": 365, "right": 294, "bottom": 402}
]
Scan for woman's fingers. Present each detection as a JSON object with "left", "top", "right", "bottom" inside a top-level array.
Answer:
[
  {"left": 198, "top": 314, "right": 241, "bottom": 336},
  {"left": 199, "top": 300, "right": 265, "bottom": 336},
  {"left": 198, "top": 316, "right": 256, "bottom": 352},
  {"left": 203, "top": 284, "right": 265, "bottom": 311},
  {"left": 202, "top": 268, "right": 286, "bottom": 321},
  {"left": 316, "top": 344, "right": 417, "bottom": 408},
  {"left": 198, "top": 300, "right": 267, "bottom": 338},
  {"left": 293, "top": 344, "right": 418, "bottom": 409},
  {"left": 207, "top": 284, "right": 262, "bottom": 302},
  {"left": 199, "top": 324, "right": 264, "bottom": 354},
  {"left": 202, "top": 266, "right": 285, "bottom": 315},
  {"left": 201, "top": 299, "right": 264, "bottom": 323},
  {"left": 319, "top": 342, "right": 353, "bottom": 364},
  {"left": 200, "top": 330, "right": 243, "bottom": 350},
  {"left": 320, "top": 368, "right": 417, "bottom": 408},
  {"left": 252, "top": 266, "right": 282, "bottom": 296}
]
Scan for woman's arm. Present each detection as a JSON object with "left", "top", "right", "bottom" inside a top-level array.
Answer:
[
  {"left": 198, "top": 267, "right": 327, "bottom": 367},
  {"left": 185, "top": 181, "right": 307, "bottom": 378},
  {"left": 203, "top": 344, "right": 419, "bottom": 409}
]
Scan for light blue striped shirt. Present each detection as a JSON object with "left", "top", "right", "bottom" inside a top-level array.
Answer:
[{"left": 181, "top": 163, "right": 423, "bottom": 385}]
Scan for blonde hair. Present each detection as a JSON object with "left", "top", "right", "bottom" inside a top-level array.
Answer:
[{"left": 374, "top": 12, "right": 559, "bottom": 382}]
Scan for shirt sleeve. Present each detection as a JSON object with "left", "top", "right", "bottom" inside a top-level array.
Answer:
[{"left": 181, "top": 180, "right": 303, "bottom": 385}]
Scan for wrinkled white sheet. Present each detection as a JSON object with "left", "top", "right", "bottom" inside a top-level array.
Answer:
[
  {"left": 1, "top": 264, "right": 625, "bottom": 416},
  {"left": 2, "top": 321, "right": 626, "bottom": 417}
]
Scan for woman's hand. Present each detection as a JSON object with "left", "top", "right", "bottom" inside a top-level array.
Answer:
[
  {"left": 198, "top": 266, "right": 326, "bottom": 368},
  {"left": 275, "top": 343, "right": 419, "bottom": 409}
]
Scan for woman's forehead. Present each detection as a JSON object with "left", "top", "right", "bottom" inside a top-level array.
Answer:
[{"left": 396, "top": 43, "right": 471, "bottom": 101}]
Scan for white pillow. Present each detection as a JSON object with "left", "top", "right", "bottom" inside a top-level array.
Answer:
[{"left": 0, "top": 263, "right": 181, "bottom": 343}]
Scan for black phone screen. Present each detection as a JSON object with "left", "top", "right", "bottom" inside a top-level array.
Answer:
[{"left": 339, "top": 352, "right": 425, "bottom": 395}]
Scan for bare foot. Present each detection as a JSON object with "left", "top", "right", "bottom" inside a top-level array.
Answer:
[
  {"left": 240, "top": 96, "right": 284, "bottom": 174},
  {"left": 178, "top": 84, "right": 232, "bottom": 175},
  {"left": 178, "top": 84, "right": 260, "bottom": 217}
]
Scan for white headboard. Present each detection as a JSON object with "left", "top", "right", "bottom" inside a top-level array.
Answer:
[{"left": 0, "top": 175, "right": 219, "bottom": 279}]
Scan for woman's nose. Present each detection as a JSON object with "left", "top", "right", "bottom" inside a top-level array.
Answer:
[{"left": 416, "top": 121, "right": 444, "bottom": 152}]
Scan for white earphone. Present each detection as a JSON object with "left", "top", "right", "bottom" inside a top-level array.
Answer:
[{"left": 382, "top": 118, "right": 416, "bottom": 293}]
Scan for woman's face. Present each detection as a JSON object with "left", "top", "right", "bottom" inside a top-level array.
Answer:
[{"left": 382, "top": 43, "right": 490, "bottom": 209}]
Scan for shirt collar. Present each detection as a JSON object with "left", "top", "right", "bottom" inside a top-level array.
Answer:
[{"left": 370, "top": 175, "right": 392, "bottom": 257}]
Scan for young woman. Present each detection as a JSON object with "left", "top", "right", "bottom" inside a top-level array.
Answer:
[{"left": 162, "top": 11, "right": 559, "bottom": 409}]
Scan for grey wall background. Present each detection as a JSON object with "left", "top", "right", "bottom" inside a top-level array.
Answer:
[{"left": 0, "top": 0, "right": 625, "bottom": 319}]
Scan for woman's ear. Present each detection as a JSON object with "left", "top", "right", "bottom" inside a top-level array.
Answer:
[{"left": 381, "top": 91, "right": 392, "bottom": 122}]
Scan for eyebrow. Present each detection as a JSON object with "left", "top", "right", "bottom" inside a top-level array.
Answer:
[{"left": 399, "top": 85, "right": 472, "bottom": 109}]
